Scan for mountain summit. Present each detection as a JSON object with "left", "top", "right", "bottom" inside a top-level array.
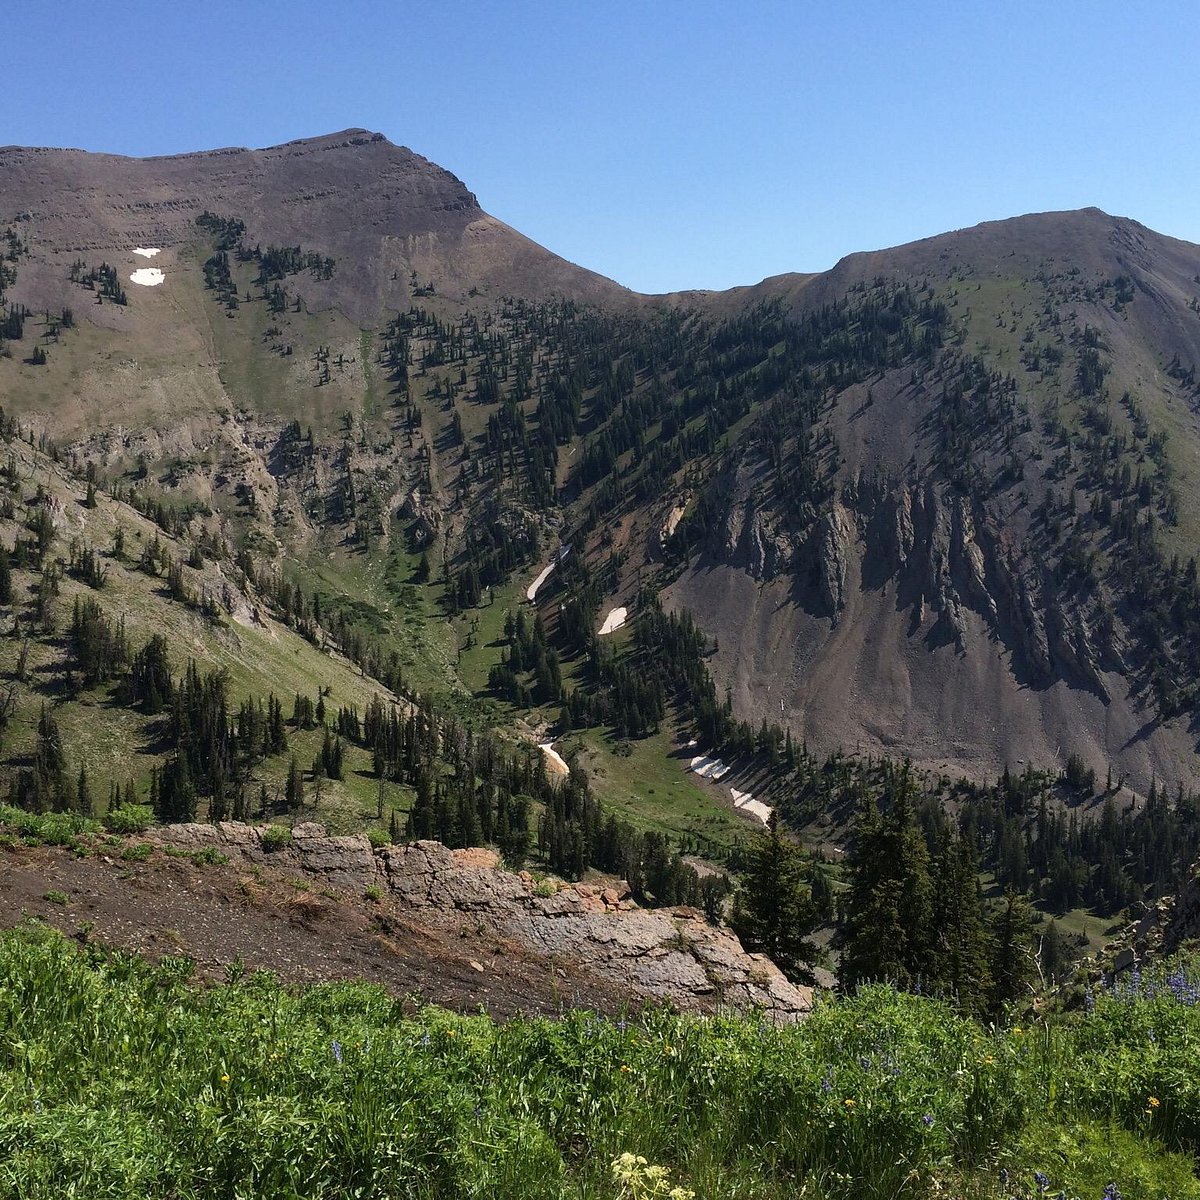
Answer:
[{"left": 0, "top": 129, "right": 629, "bottom": 322}]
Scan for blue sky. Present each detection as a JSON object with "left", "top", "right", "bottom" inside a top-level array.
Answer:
[{"left": 8, "top": 2, "right": 1199, "bottom": 293}]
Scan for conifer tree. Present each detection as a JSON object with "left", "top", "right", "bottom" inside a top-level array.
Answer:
[
  {"left": 991, "top": 891, "right": 1036, "bottom": 1012},
  {"left": 930, "top": 833, "right": 992, "bottom": 1011},
  {"left": 839, "top": 782, "right": 934, "bottom": 990},
  {"left": 729, "top": 811, "right": 817, "bottom": 983}
]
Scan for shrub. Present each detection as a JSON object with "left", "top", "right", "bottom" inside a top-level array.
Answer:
[
  {"left": 260, "top": 824, "right": 291, "bottom": 851},
  {"left": 103, "top": 804, "right": 154, "bottom": 835}
]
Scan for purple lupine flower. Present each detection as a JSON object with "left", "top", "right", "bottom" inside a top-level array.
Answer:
[
  {"left": 1084, "top": 987, "right": 1096, "bottom": 1014},
  {"left": 820, "top": 1067, "right": 834, "bottom": 1094},
  {"left": 1102, "top": 1184, "right": 1123, "bottom": 1200},
  {"left": 331, "top": 1039, "right": 343, "bottom": 1064},
  {"left": 1034, "top": 1170, "right": 1050, "bottom": 1193},
  {"left": 922, "top": 1113, "right": 934, "bottom": 1128}
]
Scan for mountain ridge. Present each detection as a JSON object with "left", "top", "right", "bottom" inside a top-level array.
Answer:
[{"left": 3, "top": 129, "right": 1200, "bottom": 797}]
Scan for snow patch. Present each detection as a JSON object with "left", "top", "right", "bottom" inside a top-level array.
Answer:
[
  {"left": 731, "top": 788, "right": 773, "bottom": 826},
  {"left": 598, "top": 606, "right": 628, "bottom": 636},
  {"left": 689, "top": 755, "right": 731, "bottom": 781},
  {"left": 689, "top": 754, "right": 773, "bottom": 826},
  {"left": 539, "top": 742, "right": 570, "bottom": 777},
  {"left": 133, "top": 247, "right": 161, "bottom": 259},
  {"left": 130, "top": 267, "right": 165, "bottom": 287},
  {"left": 526, "top": 545, "right": 571, "bottom": 602}
]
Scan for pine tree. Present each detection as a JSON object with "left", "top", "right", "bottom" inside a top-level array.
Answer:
[
  {"left": 991, "top": 891, "right": 1036, "bottom": 1012},
  {"left": 839, "top": 782, "right": 934, "bottom": 990},
  {"left": 930, "top": 833, "right": 992, "bottom": 1011},
  {"left": 284, "top": 755, "right": 304, "bottom": 810},
  {"left": 1039, "top": 919, "right": 1067, "bottom": 985},
  {"left": 728, "top": 812, "right": 817, "bottom": 983}
]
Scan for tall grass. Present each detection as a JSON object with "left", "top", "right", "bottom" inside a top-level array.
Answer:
[{"left": 0, "top": 925, "right": 1197, "bottom": 1199}]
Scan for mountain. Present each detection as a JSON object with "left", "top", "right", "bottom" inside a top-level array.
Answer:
[
  {"left": 0, "top": 129, "right": 629, "bottom": 323},
  {"left": 663, "top": 208, "right": 1200, "bottom": 789},
  {"left": 2, "top": 128, "right": 1200, "bottom": 815}
]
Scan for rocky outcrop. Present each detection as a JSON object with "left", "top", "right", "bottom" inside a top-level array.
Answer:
[
  {"left": 152, "top": 822, "right": 812, "bottom": 1021},
  {"left": 816, "top": 501, "right": 854, "bottom": 620}
]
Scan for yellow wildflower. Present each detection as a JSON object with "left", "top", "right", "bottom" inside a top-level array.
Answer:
[{"left": 844, "top": 1098, "right": 855, "bottom": 1108}]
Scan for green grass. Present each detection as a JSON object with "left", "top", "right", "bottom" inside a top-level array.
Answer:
[
  {"left": 2, "top": 926, "right": 1199, "bottom": 1198},
  {"left": 563, "top": 727, "right": 757, "bottom": 856}
]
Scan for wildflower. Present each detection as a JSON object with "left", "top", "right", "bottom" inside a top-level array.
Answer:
[
  {"left": 1034, "top": 1170, "right": 1050, "bottom": 1193},
  {"left": 620, "top": 1065, "right": 631, "bottom": 1073},
  {"left": 1102, "top": 1184, "right": 1123, "bottom": 1200},
  {"left": 220, "top": 1074, "right": 230, "bottom": 1085},
  {"left": 922, "top": 1113, "right": 934, "bottom": 1128},
  {"left": 473, "top": 1103, "right": 482, "bottom": 1121},
  {"left": 819, "top": 1067, "right": 833, "bottom": 1094},
  {"left": 331, "top": 1039, "right": 342, "bottom": 1064},
  {"left": 1145, "top": 1095, "right": 1160, "bottom": 1114},
  {"left": 843, "top": 1098, "right": 855, "bottom": 1108},
  {"left": 1084, "top": 987, "right": 1096, "bottom": 1014},
  {"left": 32, "top": 1100, "right": 42, "bottom": 1115}
]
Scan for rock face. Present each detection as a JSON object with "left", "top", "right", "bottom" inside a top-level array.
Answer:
[
  {"left": 667, "top": 452, "right": 1199, "bottom": 794},
  {"left": 153, "top": 822, "right": 813, "bottom": 1021}
]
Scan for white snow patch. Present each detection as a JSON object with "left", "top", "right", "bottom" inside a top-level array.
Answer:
[
  {"left": 598, "top": 606, "right": 628, "bottom": 636},
  {"left": 130, "top": 267, "right": 165, "bottom": 287},
  {"left": 539, "top": 742, "right": 570, "bottom": 777},
  {"left": 689, "top": 753, "right": 773, "bottom": 825},
  {"left": 689, "top": 755, "right": 731, "bottom": 781},
  {"left": 133, "top": 247, "right": 161, "bottom": 259},
  {"left": 730, "top": 787, "right": 773, "bottom": 826},
  {"left": 526, "top": 546, "right": 571, "bottom": 602},
  {"left": 526, "top": 563, "right": 555, "bottom": 602}
]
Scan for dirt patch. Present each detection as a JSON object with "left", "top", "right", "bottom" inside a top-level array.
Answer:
[{"left": 0, "top": 843, "right": 631, "bottom": 1018}]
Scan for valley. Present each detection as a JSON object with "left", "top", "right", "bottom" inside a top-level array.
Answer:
[{"left": 3, "top": 127, "right": 1200, "bottom": 1194}]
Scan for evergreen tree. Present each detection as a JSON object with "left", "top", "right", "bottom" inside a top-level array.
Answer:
[
  {"left": 930, "top": 833, "right": 992, "bottom": 1012},
  {"left": 728, "top": 811, "right": 818, "bottom": 983},
  {"left": 284, "top": 755, "right": 304, "bottom": 810},
  {"left": 839, "top": 781, "right": 935, "bottom": 990},
  {"left": 991, "top": 891, "right": 1036, "bottom": 1012}
]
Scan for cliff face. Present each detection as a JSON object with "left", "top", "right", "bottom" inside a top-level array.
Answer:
[{"left": 154, "top": 822, "right": 812, "bottom": 1021}]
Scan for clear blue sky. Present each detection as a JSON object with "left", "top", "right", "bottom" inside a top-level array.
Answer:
[{"left": 8, "top": 1, "right": 1199, "bottom": 293}]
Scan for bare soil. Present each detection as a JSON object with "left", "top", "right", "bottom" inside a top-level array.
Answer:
[{"left": 0, "top": 842, "right": 633, "bottom": 1018}]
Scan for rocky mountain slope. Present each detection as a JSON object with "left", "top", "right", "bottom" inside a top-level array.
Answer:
[
  {"left": 3, "top": 129, "right": 1200, "bottom": 800},
  {"left": 0, "top": 129, "right": 629, "bottom": 322}
]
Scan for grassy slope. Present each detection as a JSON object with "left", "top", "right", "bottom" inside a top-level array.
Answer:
[{"left": 3, "top": 926, "right": 1199, "bottom": 1199}]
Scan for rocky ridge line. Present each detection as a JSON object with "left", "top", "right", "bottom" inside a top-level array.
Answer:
[{"left": 153, "top": 821, "right": 813, "bottom": 1020}]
